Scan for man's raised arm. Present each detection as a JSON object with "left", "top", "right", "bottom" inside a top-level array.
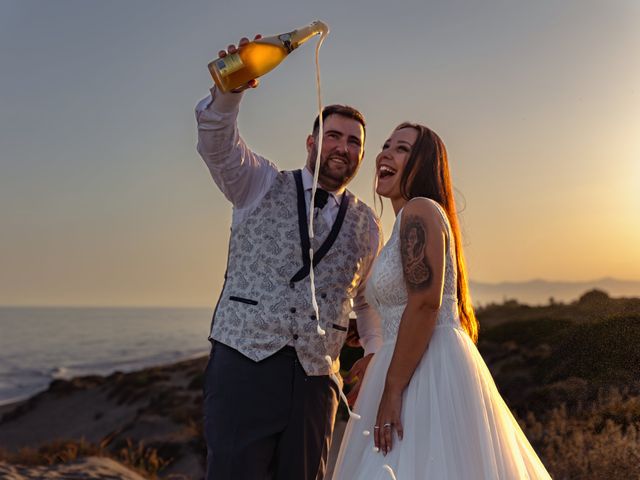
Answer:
[{"left": 195, "top": 86, "right": 278, "bottom": 209}]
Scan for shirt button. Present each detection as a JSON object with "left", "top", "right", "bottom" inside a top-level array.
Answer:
[
  {"left": 290, "top": 307, "right": 297, "bottom": 313},
  {"left": 293, "top": 334, "right": 299, "bottom": 340},
  {"left": 289, "top": 282, "right": 295, "bottom": 289},
  {"left": 320, "top": 293, "right": 327, "bottom": 299},
  {"left": 310, "top": 314, "right": 316, "bottom": 320}
]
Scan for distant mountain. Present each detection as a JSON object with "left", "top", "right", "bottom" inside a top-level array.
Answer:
[{"left": 470, "top": 277, "right": 640, "bottom": 306}]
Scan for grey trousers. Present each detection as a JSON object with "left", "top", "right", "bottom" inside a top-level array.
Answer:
[{"left": 203, "top": 342, "right": 339, "bottom": 480}]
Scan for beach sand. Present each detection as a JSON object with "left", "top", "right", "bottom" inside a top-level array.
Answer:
[{"left": 0, "top": 356, "right": 208, "bottom": 478}]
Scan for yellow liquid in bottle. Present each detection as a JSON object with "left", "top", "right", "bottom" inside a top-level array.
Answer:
[
  {"left": 211, "top": 41, "right": 288, "bottom": 93},
  {"left": 209, "top": 21, "right": 329, "bottom": 93}
]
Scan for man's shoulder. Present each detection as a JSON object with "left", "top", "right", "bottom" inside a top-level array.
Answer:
[
  {"left": 345, "top": 189, "right": 377, "bottom": 215},
  {"left": 346, "top": 191, "right": 381, "bottom": 230},
  {"left": 269, "top": 169, "right": 296, "bottom": 184},
  {"left": 278, "top": 169, "right": 305, "bottom": 179}
]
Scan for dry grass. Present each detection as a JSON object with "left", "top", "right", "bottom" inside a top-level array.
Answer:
[
  {"left": 0, "top": 438, "right": 100, "bottom": 466},
  {"left": 117, "top": 438, "right": 171, "bottom": 477},
  {"left": 475, "top": 309, "right": 640, "bottom": 478},
  {"left": 0, "top": 437, "right": 171, "bottom": 479},
  {"left": 520, "top": 388, "right": 640, "bottom": 479}
]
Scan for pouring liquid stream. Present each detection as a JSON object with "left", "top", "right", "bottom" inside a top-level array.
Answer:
[
  {"left": 305, "top": 27, "right": 364, "bottom": 424},
  {"left": 307, "top": 27, "right": 398, "bottom": 479}
]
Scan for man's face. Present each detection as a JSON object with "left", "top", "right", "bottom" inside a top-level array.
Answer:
[{"left": 306, "top": 114, "right": 365, "bottom": 191}]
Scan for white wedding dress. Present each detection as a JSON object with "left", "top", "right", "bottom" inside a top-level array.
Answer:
[{"left": 332, "top": 200, "right": 551, "bottom": 479}]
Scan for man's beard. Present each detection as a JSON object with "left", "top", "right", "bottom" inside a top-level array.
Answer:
[{"left": 309, "top": 146, "right": 356, "bottom": 190}]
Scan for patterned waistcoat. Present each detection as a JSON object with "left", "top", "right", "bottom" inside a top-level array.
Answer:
[{"left": 210, "top": 170, "right": 377, "bottom": 376}]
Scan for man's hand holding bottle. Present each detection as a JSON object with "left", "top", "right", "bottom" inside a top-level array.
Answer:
[{"left": 216, "top": 35, "right": 262, "bottom": 93}]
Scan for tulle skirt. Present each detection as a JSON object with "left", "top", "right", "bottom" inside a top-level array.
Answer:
[{"left": 331, "top": 324, "right": 552, "bottom": 479}]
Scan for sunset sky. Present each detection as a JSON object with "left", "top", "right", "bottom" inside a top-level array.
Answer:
[{"left": 1, "top": 0, "right": 638, "bottom": 306}]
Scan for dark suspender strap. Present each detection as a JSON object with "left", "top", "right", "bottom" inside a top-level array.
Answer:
[
  {"left": 292, "top": 170, "right": 311, "bottom": 282},
  {"left": 312, "top": 191, "right": 350, "bottom": 267},
  {"left": 289, "top": 172, "right": 351, "bottom": 284}
]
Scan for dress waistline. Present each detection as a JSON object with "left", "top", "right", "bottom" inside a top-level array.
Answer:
[{"left": 382, "top": 323, "right": 466, "bottom": 346}]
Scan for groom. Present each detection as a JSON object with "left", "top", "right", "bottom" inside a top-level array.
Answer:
[{"left": 195, "top": 36, "right": 382, "bottom": 480}]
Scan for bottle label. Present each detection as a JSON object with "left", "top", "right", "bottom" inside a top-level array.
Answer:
[{"left": 215, "top": 53, "right": 244, "bottom": 77}]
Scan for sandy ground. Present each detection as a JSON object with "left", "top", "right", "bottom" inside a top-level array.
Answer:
[
  {"left": 0, "top": 357, "right": 208, "bottom": 478},
  {"left": 0, "top": 357, "right": 349, "bottom": 479}
]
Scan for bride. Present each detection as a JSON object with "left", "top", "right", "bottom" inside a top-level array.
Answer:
[{"left": 331, "top": 123, "right": 551, "bottom": 479}]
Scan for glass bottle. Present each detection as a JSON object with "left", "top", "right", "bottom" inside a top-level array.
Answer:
[{"left": 209, "top": 20, "right": 329, "bottom": 93}]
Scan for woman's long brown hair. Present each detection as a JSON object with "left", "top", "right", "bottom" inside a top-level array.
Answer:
[{"left": 392, "top": 122, "right": 478, "bottom": 343}]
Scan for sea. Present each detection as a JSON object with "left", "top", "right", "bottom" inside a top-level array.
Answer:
[{"left": 0, "top": 307, "right": 213, "bottom": 406}]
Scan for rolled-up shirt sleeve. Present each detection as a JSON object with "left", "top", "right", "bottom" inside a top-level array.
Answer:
[
  {"left": 195, "top": 86, "right": 278, "bottom": 209},
  {"left": 353, "top": 214, "right": 384, "bottom": 356}
]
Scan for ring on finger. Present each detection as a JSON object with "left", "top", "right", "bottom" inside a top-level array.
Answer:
[
  {"left": 373, "top": 426, "right": 380, "bottom": 430},
  {"left": 383, "top": 423, "right": 392, "bottom": 428}
]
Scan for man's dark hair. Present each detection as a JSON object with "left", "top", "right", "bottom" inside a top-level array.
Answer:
[{"left": 312, "top": 104, "right": 366, "bottom": 137}]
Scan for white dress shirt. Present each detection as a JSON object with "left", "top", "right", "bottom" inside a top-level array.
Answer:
[{"left": 195, "top": 86, "right": 382, "bottom": 356}]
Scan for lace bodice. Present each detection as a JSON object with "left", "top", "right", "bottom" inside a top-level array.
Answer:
[{"left": 365, "top": 199, "right": 461, "bottom": 342}]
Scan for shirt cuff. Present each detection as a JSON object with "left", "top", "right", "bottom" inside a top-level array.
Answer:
[
  {"left": 208, "top": 85, "right": 244, "bottom": 113},
  {"left": 361, "top": 335, "right": 383, "bottom": 357}
]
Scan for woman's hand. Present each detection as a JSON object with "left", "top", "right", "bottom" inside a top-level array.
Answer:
[
  {"left": 374, "top": 385, "right": 404, "bottom": 455},
  {"left": 345, "top": 353, "right": 374, "bottom": 406}
]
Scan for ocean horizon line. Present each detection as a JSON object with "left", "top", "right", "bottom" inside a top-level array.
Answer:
[{"left": 2, "top": 277, "right": 640, "bottom": 309}]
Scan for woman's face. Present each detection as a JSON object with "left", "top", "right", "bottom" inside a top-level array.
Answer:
[{"left": 375, "top": 127, "right": 418, "bottom": 201}]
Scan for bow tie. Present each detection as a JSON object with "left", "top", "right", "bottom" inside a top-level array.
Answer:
[{"left": 313, "top": 188, "right": 330, "bottom": 210}]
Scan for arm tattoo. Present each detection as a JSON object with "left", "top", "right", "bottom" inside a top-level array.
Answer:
[{"left": 400, "top": 214, "right": 432, "bottom": 291}]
